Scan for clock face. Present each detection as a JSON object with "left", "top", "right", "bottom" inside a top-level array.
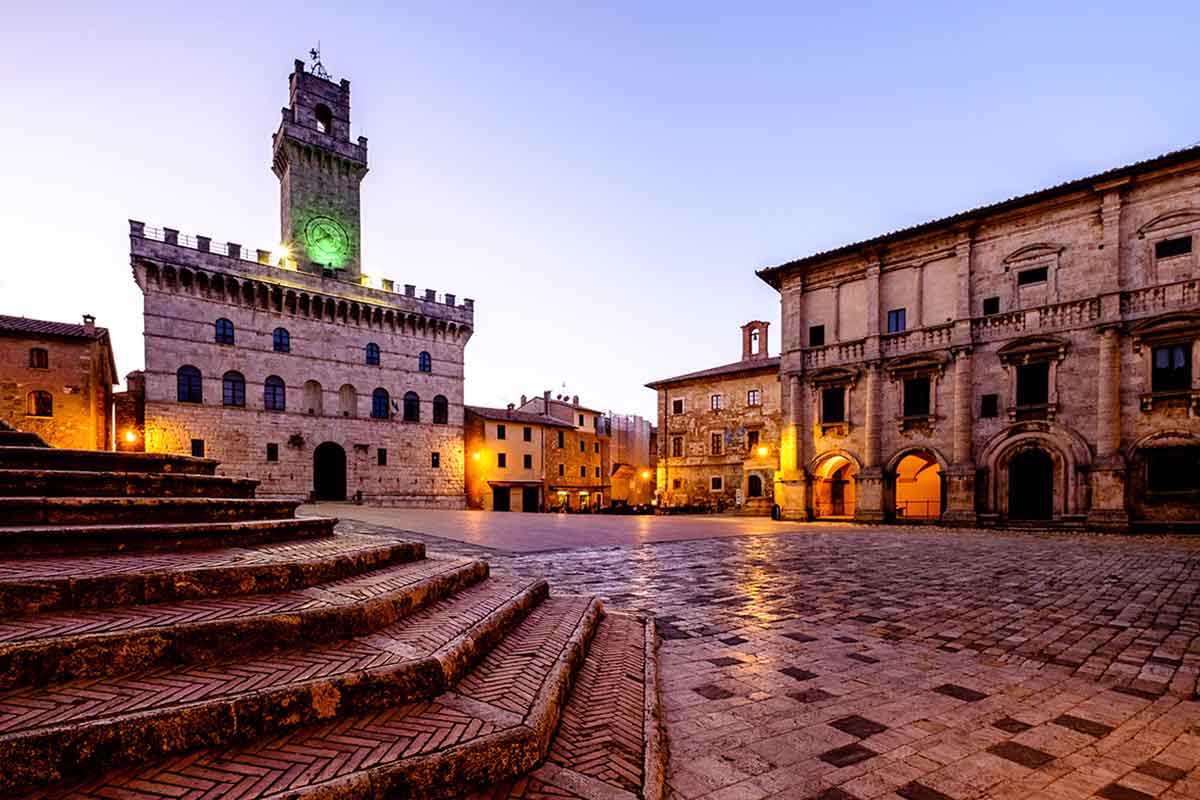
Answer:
[{"left": 304, "top": 216, "right": 349, "bottom": 265}]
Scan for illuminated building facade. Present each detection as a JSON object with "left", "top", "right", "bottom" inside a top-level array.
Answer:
[
  {"left": 0, "top": 314, "right": 117, "bottom": 450},
  {"left": 127, "top": 58, "right": 473, "bottom": 505},
  {"left": 648, "top": 322, "right": 782, "bottom": 513},
  {"left": 760, "top": 145, "right": 1200, "bottom": 530}
]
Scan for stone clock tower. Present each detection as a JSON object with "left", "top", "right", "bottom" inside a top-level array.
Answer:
[{"left": 271, "top": 58, "right": 369, "bottom": 279}]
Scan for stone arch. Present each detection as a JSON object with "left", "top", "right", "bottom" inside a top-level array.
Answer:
[
  {"left": 810, "top": 449, "right": 862, "bottom": 518},
  {"left": 1136, "top": 209, "right": 1200, "bottom": 238},
  {"left": 885, "top": 446, "right": 948, "bottom": 521},
  {"left": 979, "top": 422, "right": 1092, "bottom": 519}
]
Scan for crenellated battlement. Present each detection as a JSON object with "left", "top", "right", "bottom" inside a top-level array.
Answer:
[{"left": 129, "top": 220, "right": 474, "bottom": 320}]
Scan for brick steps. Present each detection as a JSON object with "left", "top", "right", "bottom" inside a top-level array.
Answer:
[
  {"left": 0, "top": 447, "right": 218, "bottom": 475},
  {"left": 0, "top": 556, "right": 489, "bottom": 690},
  {"left": 0, "top": 578, "right": 549, "bottom": 791},
  {"left": 0, "top": 516, "right": 338, "bottom": 556},
  {"left": 0, "top": 496, "right": 301, "bottom": 526},
  {"left": 0, "top": 533, "right": 423, "bottom": 616},
  {"left": 0, "top": 431, "right": 48, "bottom": 448},
  {"left": 19, "top": 596, "right": 603, "bottom": 799},
  {"left": 0, "top": 469, "right": 260, "bottom": 498}
]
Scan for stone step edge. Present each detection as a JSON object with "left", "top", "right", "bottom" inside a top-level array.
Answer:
[
  {"left": 0, "top": 447, "right": 219, "bottom": 474},
  {"left": 0, "top": 468, "right": 260, "bottom": 495},
  {"left": 0, "top": 497, "right": 301, "bottom": 526},
  {"left": 0, "top": 578, "right": 550, "bottom": 793},
  {"left": 0, "top": 538, "right": 424, "bottom": 617},
  {"left": 0, "top": 516, "right": 337, "bottom": 556},
  {"left": 279, "top": 595, "right": 605, "bottom": 800},
  {"left": 0, "top": 558, "right": 489, "bottom": 691}
]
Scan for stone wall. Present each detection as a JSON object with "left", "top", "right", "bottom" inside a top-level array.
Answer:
[{"left": 0, "top": 333, "right": 112, "bottom": 450}]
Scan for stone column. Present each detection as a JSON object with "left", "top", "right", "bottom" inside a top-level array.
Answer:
[
  {"left": 776, "top": 373, "right": 810, "bottom": 520},
  {"left": 855, "top": 361, "right": 886, "bottom": 522},
  {"left": 865, "top": 265, "right": 881, "bottom": 339},
  {"left": 942, "top": 346, "right": 977, "bottom": 526},
  {"left": 1088, "top": 325, "right": 1129, "bottom": 530},
  {"left": 913, "top": 264, "right": 924, "bottom": 329}
]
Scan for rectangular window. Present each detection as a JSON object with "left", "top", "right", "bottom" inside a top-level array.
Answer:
[
  {"left": 191, "top": 439, "right": 205, "bottom": 458},
  {"left": 980, "top": 394, "right": 999, "bottom": 418},
  {"left": 1146, "top": 447, "right": 1200, "bottom": 492},
  {"left": 711, "top": 432, "right": 723, "bottom": 455},
  {"left": 29, "top": 348, "right": 48, "bottom": 369},
  {"left": 266, "top": 443, "right": 279, "bottom": 462},
  {"left": 886, "top": 308, "right": 906, "bottom": 333},
  {"left": 595, "top": 466, "right": 600, "bottom": 478},
  {"left": 710, "top": 394, "right": 723, "bottom": 410},
  {"left": 809, "top": 325, "right": 825, "bottom": 347},
  {"left": 1017, "top": 266, "right": 1049, "bottom": 286},
  {"left": 496, "top": 424, "right": 506, "bottom": 440},
  {"left": 671, "top": 398, "right": 684, "bottom": 414},
  {"left": 1155, "top": 236, "right": 1193, "bottom": 260},
  {"left": 559, "top": 463, "right": 565, "bottom": 476},
  {"left": 747, "top": 430, "right": 760, "bottom": 450},
  {"left": 377, "top": 448, "right": 387, "bottom": 466},
  {"left": 710, "top": 476, "right": 723, "bottom": 491},
  {"left": 594, "top": 441, "right": 600, "bottom": 453},
  {"left": 747, "top": 389, "right": 761, "bottom": 406},
  {"left": 523, "top": 453, "right": 533, "bottom": 469},
  {"left": 982, "top": 296, "right": 1000, "bottom": 316},
  {"left": 431, "top": 451, "right": 440, "bottom": 468},
  {"left": 672, "top": 478, "right": 682, "bottom": 490},
  {"left": 557, "top": 430, "right": 565, "bottom": 448},
  {"left": 578, "top": 414, "right": 584, "bottom": 426},
  {"left": 523, "top": 426, "right": 532, "bottom": 442},
  {"left": 580, "top": 465, "right": 587, "bottom": 477},
  {"left": 821, "top": 387, "right": 845, "bottom": 423},
  {"left": 671, "top": 436, "right": 683, "bottom": 458},
  {"left": 579, "top": 440, "right": 586, "bottom": 453},
  {"left": 1016, "top": 362, "right": 1050, "bottom": 406},
  {"left": 1152, "top": 343, "right": 1192, "bottom": 392},
  {"left": 903, "top": 377, "right": 931, "bottom": 417},
  {"left": 498, "top": 453, "right": 507, "bottom": 468}
]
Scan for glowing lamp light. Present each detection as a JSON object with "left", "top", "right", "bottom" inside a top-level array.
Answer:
[
  {"left": 757, "top": 446, "right": 769, "bottom": 457},
  {"left": 472, "top": 452, "right": 481, "bottom": 461},
  {"left": 272, "top": 244, "right": 292, "bottom": 267},
  {"left": 641, "top": 470, "right": 652, "bottom": 480},
  {"left": 124, "top": 430, "right": 138, "bottom": 443}
]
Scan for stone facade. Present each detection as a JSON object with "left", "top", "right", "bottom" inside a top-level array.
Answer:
[
  {"left": 128, "top": 59, "right": 473, "bottom": 506},
  {"left": 648, "top": 321, "right": 782, "bottom": 513},
  {"left": 0, "top": 314, "right": 116, "bottom": 450},
  {"left": 760, "top": 146, "right": 1200, "bottom": 530},
  {"left": 608, "top": 414, "right": 657, "bottom": 507},
  {"left": 518, "top": 393, "right": 612, "bottom": 511}
]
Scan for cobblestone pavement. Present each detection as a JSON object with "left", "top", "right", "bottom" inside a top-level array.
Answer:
[{"left": 330, "top": 515, "right": 1200, "bottom": 800}]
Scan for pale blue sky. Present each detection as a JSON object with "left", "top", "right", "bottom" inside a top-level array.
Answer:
[{"left": 3, "top": 2, "right": 1198, "bottom": 417}]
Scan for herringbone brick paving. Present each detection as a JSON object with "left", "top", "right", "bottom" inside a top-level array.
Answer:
[
  {"left": 0, "top": 577, "right": 534, "bottom": 735},
  {"left": 0, "top": 555, "right": 476, "bottom": 645},
  {"left": 24, "top": 597, "right": 596, "bottom": 800}
]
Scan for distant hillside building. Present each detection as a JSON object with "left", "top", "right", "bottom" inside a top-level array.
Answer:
[
  {"left": 126, "top": 58, "right": 473, "bottom": 505},
  {"left": 759, "top": 145, "right": 1200, "bottom": 530},
  {"left": 0, "top": 314, "right": 117, "bottom": 450},
  {"left": 608, "top": 413, "right": 657, "bottom": 507},
  {"left": 647, "top": 322, "right": 782, "bottom": 513}
]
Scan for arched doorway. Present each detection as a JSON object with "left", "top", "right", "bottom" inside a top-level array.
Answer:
[
  {"left": 1008, "top": 448, "right": 1053, "bottom": 520},
  {"left": 747, "top": 474, "right": 764, "bottom": 498},
  {"left": 313, "top": 442, "right": 347, "bottom": 501},
  {"left": 813, "top": 454, "right": 857, "bottom": 518},
  {"left": 893, "top": 451, "right": 942, "bottom": 521}
]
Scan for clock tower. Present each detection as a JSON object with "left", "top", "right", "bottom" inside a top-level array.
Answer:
[{"left": 271, "top": 57, "right": 369, "bottom": 279}]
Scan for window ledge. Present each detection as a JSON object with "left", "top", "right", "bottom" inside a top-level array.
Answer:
[
  {"left": 1140, "top": 390, "right": 1200, "bottom": 414},
  {"left": 819, "top": 422, "right": 848, "bottom": 436},
  {"left": 898, "top": 414, "right": 936, "bottom": 432},
  {"left": 1008, "top": 402, "right": 1057, "bottom": 422}
]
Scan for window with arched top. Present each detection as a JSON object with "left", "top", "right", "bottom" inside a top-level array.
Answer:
[
  {"left": 338, "top": 384, "right": 358, "bottom": 417},
  {"left": 365, "top": 342, "right": 380, "bottom": 366},
  {"left": 418, "top": 351, "right": 432, "bottom": 373},
  {"left": 215, "top": 318, "right": 234, "bottom": 345},
  {"left": 273, "top": 328, "right": 290, "bottom": 353},
  {"left": 26, "top": 390, "right": 52, "bottom": 417},
  {"left": 371, "top": 388, "right": 390, "bottom": 420},
  {"left": 303, "top": 380, "right": 323, "bottom": 415},
  {"left": 432, "top": 394, "right": 449, "bottom": 424},
  {"left": 314, "top": 103, "right": 333, "bottom": 134},
  {"left": 177, "top": 366, "right": 203, "bottom": 403},
  {"left": 264, "top": 375, "right": 286, "bottom": 411},
  {"left": 403, "top": 391, "right": 420, "bottom": 422},
  {"left": 29, "top": 348, "right": 48, "bottom": 369},
  {"left": 222, "top": 371, "right": 246, "bottom": 406}
]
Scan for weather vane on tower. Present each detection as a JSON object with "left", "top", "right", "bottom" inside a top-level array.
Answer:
[{"left": 309, "top": 42, "right": 331, "bottom": 80}]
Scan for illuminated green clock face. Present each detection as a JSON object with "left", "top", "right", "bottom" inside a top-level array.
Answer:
[{"left": 304, "top": 216, "right": 349, "bottom": 265}]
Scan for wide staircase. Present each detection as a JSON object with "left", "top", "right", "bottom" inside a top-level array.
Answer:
[{"left": 0, "top": 422, "right": 664, "bottom": 799}]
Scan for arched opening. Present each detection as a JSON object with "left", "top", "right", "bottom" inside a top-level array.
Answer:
[
  {"left": 303, "top": 380, "right": 323, "bottom": 415},
  {"left": 419, "top": 351, "right": 432, "bottom": 373},
  {"left": 893, "top": 451, "right": 942, "bottom": 521},
  {"left": 314, "top": 103, "right": 333, "bottom": 134},
  {"left": 813, "top": 454, "right": 857, "bottom": 518},
  {"left": 1008, "top": 448, "right": 1054, "bottom": 520},
  {"left": 313, "top": 442, "right": 346, "bottom": 501},
  {"left": 338, "top": 384, "right": 358, "bottom": 418},
  {"left": 432, "top": 394, "right": 448, "bottom": 424},
  {"left": 747, "top": 474, "right": 764, "bottom": 497},
  {"left": 403, "top": 391, "right": 420, "bottom": 422},
  {"left": 264, "top": 375, "right": 286, "bottom": 412}
]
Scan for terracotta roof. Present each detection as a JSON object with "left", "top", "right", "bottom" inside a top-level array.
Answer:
[
  {"left": 465, "top": 405, "right": 576, "bottom": 428},
  {"left": 645, "top": 356, "right": 780, "bottom": 389},
  {"left": 757, "top": 142, "right": 1200, "bottom": 289},
  {"left": 0, "top": 315, "right": 108, "bottom": 339}
]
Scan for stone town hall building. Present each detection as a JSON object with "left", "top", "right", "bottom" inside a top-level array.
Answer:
[
  {"left": 760, "top": 145, "right": 1200, "bottom": 530},
  {"left": 126, "top": 58, "right": 473, "bottom": 505}
]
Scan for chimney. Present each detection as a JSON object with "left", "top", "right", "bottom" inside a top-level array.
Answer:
[
  {"left": 82, "top": 314, "right": 96, "bottom": 335},
  {"left": 543, "top": 390, "right": 551, "bottom": 414},
  {"left": 572, "top": 395, "right": 579, "bottom": 406},
  {"left": 520, "top": 394, "right": 527, "bottom": 406},
  {"left": 507, "top": 403, "right": 515, "bottom": 411}
]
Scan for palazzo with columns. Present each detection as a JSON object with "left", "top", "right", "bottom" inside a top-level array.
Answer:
[{"left": 759, "top": 145, "right": 1200, "bottom": 531}]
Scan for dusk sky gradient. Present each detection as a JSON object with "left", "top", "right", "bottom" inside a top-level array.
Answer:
[{"left": 4, "top": 2, "right": 1199, "bottom": 418}]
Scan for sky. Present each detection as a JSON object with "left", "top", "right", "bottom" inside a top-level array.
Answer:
[{"left": 3, "top": 2, "right": 1199, "bottom": 419}]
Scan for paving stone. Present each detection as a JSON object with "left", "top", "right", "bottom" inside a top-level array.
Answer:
[
  {"left": 992, "top": 716, "right": 1034, "bottom": 734},
  {"left": 932, "top": 683, "right": 988, "bottom": 702},
  {"left": 1096, "top": 783, "right": 1156, "bottom": 800},
  {"left": 1135, "top": 760, "right": 1188, "bottom": 783},
  {"left": 810, "top": 789, "right": 860, "bottom": 800},
  {"left": 780, "top": 667, "right": 819, "bottom": 681},
  {"left": 895, "top": 781, "right": 954, "bottom": 800},
  {"left": 783, "top": 632, "right": 819, "bottom": 643},
  {"left": 1052, "top": 713, "right": 1116, "bottom": 737},
  {"left": 709, "top": 656, "right": 745, "bottom": 667},
  {"left": 829, "top": 715, "right": 889, "bottom": 738},
  {"left": 987, "top": 741, "right": 1056, "bottom": 768},
  {"left": 791, "top": 688, "right": 838, "bottom": 704},
  {"left": 819, "top": 743, "right": 878, "bottom": 767},
  {"left": 694, "top": 683, "right": 737, "bottom": 700}
]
